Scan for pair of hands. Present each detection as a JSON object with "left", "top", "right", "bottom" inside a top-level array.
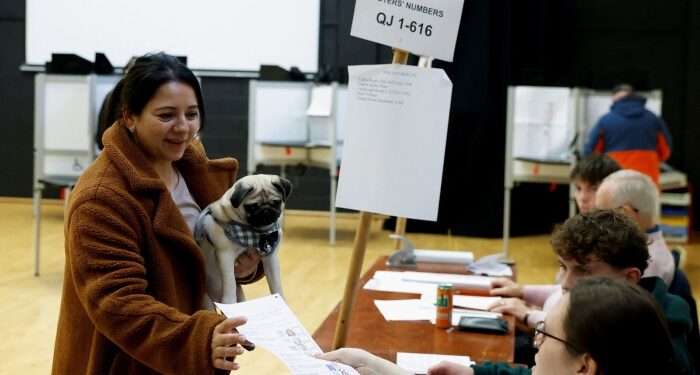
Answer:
[
  {"left": 317, "top": 348, "right": 474, "bottom": 375},
  {"left": 211, "top": 316, "right": 253, "bottom": 371},
  {"left": 488, "top": 278, "right": 536, "bottom": 330}
]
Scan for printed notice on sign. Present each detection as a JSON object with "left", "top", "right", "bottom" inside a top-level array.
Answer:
[
  {"left": 351, "top": 0, "right": 465, "bottom": 61},
  {"left": 335, "top": 64, "right": 452, "bottom": 221}
]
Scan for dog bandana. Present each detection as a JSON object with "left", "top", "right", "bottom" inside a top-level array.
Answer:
[{"left": 194, "top": 207, "right": 281, "bottom": 257}]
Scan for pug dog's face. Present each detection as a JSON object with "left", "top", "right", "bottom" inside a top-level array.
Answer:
[{"left": 227, "top": 175, "right": 293, "bottom": 228}]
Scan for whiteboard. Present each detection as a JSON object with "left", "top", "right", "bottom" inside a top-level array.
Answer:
[{"left": 26, "top": 0, "right": 320, "bottom": 72}]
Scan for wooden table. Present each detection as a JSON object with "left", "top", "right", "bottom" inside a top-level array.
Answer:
[{"left": 313, "top": 256, "right": 515, "bottom": 363}]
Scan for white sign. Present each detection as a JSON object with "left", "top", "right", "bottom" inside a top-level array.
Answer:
[
  {"left": 351, "top": 0, "right": 465, "bottom": 62},
  {"left": 335, "top": 64, "right": 452, "bottom": 221}
]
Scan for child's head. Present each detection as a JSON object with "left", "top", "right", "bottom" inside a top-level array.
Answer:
[{"left": 570, "top": 154, "right": 621, "bottom": 212}]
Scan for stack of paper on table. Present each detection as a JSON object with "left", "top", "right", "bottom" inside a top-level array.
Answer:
[
  {"left": 401, "top": 271, "right": 495, "bottom": 291},
  {"left": 413, "top": 249, "right": 474, "bottom": 264},
  {"left": 215, "top": 294, "right": 359, "bottom": 375},
  {"left": 374, "top": 299, "right": 502, "bottom": 324},
  {"left": 363, "top": 271, "right": 436, "bottom": 294},
  {"left": 468, "top": 253, "right": 513, "bottom": 277},
  {"left": 420, "top": 292, "right": 502, "bottom": 311},
  {"left": 364, "top": 271, "right": 498, "bottom": 295},
  {"left": 397, "top": 352, "right": 474, "bottom": 374}
]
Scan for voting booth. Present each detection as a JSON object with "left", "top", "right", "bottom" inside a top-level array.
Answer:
[
  {"left": 503, "top": 86, "right": 664, "bottom": 255},
  {"left": 247, "top": 80, "right": 347, "bottom": 244},
  {"left": 33, "top": 73, "right": 120, "bottom": 275}
]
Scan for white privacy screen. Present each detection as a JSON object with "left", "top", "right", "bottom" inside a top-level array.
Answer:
[{"left": 26, "top": 0, "right": 320, "bottom": 72}]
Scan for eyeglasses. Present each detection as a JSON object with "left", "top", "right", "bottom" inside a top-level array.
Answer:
[{"left": 533, "top": 321, "right": 583, "bottom": 353}]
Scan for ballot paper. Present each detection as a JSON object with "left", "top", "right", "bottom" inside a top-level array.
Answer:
[
  {"left": 396, "top": 352, "right": 473, "bottom": 374},
  {"left": 374, "top": 299, "right": 435, "bottom": 321},
  {"left": 215, "top": 295, "right": 359, "bottom": 375}
]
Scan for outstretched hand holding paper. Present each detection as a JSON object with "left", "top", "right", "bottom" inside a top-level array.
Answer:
[{"left": 215, "top": 294, "right": 359, "bottom": 375}]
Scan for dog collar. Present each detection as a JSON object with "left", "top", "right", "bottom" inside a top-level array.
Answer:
[{"left": 195, "top": 208, "right": 281, "bottom": 257}]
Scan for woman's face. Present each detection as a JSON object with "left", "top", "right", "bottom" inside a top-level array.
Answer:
[
  {"left": 532, "top": 294, "right": 580, "bottom": 375},
  {"left": 126, "top": 80, "right": 200, "bottom": 169}
]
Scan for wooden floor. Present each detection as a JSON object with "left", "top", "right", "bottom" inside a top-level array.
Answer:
[{"left": 1, "top": 199, "right": 698, "bottom": 374}]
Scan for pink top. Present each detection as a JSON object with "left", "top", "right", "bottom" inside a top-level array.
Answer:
[
  {"left": 522, "top": 285, "right": 562, "bottom": 327},
  {"left": 643, "top": 228, "right": 675, "bottom": 288}
]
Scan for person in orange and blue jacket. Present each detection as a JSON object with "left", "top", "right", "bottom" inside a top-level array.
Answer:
[{"left": 584, "top": 83, "right": 672, "bottom": 186}]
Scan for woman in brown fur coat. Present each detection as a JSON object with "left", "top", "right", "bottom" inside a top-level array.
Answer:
[{"left": 52, "top": 53, "right": 251, "bottom": 374}]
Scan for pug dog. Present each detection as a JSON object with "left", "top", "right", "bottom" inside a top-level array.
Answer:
[{"left": 194, "top": 174, "right": 293, "bottom": 309}]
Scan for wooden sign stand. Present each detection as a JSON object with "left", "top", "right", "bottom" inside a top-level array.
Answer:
[{"left": 332, "top": 49, "right": 410, "bottom": 349}]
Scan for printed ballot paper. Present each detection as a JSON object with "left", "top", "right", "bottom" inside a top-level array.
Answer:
[
  {"left": 215, "top": 295, "right": 359, "bottom": 375},
  {"left": 335, "top": 64, "right": 452, "bottom": 221}
]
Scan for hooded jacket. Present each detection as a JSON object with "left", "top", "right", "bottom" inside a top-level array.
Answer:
[
  {"left": 52, "top": 123, "right": 240, "bottom": 374},
  {"left": 472, "top": 277, "right": 694, "bottom": 375},
  {"left": 584, "top": 94, "right": 672, "bottom": 184}
]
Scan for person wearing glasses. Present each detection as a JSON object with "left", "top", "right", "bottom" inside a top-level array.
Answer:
[
  {"left": 488, "top": 170, "right": 674, "bottom": 341},
  {"left": 317, "top": 277, "right": 681, "bottom": 375},
  {"left": 319, "top": 210, "right": 694, "bottom": 374},
  {"left": 53, "top": 53, "right": 253, "bottom": 374}
]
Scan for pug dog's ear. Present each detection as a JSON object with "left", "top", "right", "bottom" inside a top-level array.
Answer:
[
  {"left": 229, "top": 182, "right": 253, "bottom": 208},
  {"left": 272, "top": 177, "right": 293, "bottom": 202}
]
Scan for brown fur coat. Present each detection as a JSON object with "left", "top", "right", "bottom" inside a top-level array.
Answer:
[{"left": 52, "top": 123, "right": 241, "bottom": 374}]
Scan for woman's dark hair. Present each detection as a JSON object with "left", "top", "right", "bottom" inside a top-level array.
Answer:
[
  {"left": 105, "top": 52, "right": 206, "bottom": 136},
  {"left": 565, "top": 277, "right": 680, "bottom": 374}
]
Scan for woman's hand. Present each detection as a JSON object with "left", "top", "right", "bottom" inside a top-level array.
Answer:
[
  {"left": 489, "top": 278, "right": 523, "bottom": 298},
  {"left": 488, "top": 298, "right": 537, "bottom": 331},
  {"left": 211, "top": 317, "right": 250, "bottom": 371},
  {"left": 317, "top": 348, "right": 411, "bottom": 375},
  {"left": 427, "top": 361, "right": 474, "bottom": 375}
]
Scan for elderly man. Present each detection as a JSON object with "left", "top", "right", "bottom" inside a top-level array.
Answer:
[{"left": 595, "top": 169, "right": 675, "bottom": 287}]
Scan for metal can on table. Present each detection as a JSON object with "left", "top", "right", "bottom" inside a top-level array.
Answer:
[{"left": 436, "top": 283, "right": 453, "bottom": 329}]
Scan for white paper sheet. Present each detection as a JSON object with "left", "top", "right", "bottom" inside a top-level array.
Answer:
[
  {"left": 363, "top": 271, "right": 436, "bottom": 294},
  {"left": 335, "top": 64, "right": 452, "bottom": 221},
  {"left": 420, "top": 293, "right": 502, "bottom": 311},
  {"left": 374, "top": 299, "right": 435, "bottom": 321},
  {"left": 306, "top": 85, "right": 334, "bottom": 117},
  {"left": 468, "top": 253, "right": 513, "bottom": 277},
  {"left": 402, "top": 272, "right": 495, "bottom": 290},
  {"left": 215, "top": 295, "right": 359, "bottom": 375},
  {"left": 396, "top": 352, "right": 472, "bottom": 374},
  {"left": 350, "top": 0, "right": 465, "bottom": 62}
]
